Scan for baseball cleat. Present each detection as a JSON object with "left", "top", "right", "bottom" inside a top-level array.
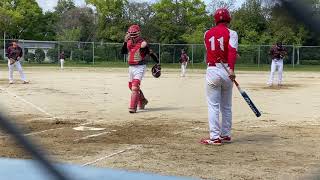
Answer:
[
  {"left": 9, "top": 81, "right": 14, "bottom": 84},
  {"left": 200, "top": 138, "right": 222, "bottom": 145},
  {"left": 23, "top": 81, "right": 29, "bottom": 84},
  {"left": 220, "top": 136, "right": 232, "bottom": 143},
  {"left": 129, "top": 108, "right": 137, "bottom": 113},
  {"left": 138, "top": 99, "right": 148, "bottom": 110}
]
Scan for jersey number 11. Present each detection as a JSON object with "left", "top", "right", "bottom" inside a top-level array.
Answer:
[{"left": 209, "top": 36, "right": 224, "bottom": 51}]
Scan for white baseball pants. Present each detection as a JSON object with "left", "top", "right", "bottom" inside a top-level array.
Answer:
[
  {"left": 268, "top": 59, "right": 283, "bottom": 85},
  {"left": 181, "top": 62, "right": 187, "bottom": 77},
  {"left": 206, "top": 64, "right": 233, "bottom": 140},
  {"left": 60, "top": 59, "right": 64, "bottom": 69},
  {"left": 128, "top": 65, "right": 146, "bottom": 82},
  {"left": 8, "top": 61, "right": 27, "bottom": 82}
]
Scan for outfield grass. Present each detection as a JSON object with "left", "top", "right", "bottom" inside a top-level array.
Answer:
[{"left": 0, "top": 61, "right": 319, "bottom": 71}]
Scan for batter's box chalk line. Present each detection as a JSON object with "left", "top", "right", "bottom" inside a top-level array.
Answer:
[
  {"left": 0, "top": 87, "right": 58, "bottom": 120},
  {"left": 82, "top": 145, "right": 140, "bottom": 167}
]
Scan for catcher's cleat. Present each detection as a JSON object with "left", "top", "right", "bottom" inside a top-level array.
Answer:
[
  {"left": 220, "top": 136, "right": 231, "bottom": 143},
  {"left": 138, "top": 98, "right": 148, "bottom": 110},
  {"left": 129, "top": 108, "right": 137, "bottom": 113},
  {"left": 200, "top": 138, "right": 222, "bottom": 145}
]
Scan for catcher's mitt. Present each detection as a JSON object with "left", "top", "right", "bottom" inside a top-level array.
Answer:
[{"left": 151, "top": 64, "right": 161, "bottom": 78}]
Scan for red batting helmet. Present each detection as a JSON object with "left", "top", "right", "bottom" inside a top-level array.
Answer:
[
  {"left": 214, "top": 8, "right": 231, "bottom": 24},
  {"left": 128, "top": 25, "right": 141, "bottom": 38}
]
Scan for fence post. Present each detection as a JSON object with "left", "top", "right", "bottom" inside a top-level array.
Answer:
[
  {"left": 92, "top": 42, "right": 95, "bottom": 65},
  {"left": 57, "top": 41, "right": 60, "bottom": 64},
  {"left": 158, "top": 43, "right": 161, "bottom": 64},
  {"left": 292, "top": 45, "right": 295, "bottom": 68},
  {"left": 297, "top": 47, "right": 300, "bottom": 65},
  {"left": 258, "top": 45, "right": 261, "bottom": 68},
  {"left": 3, "top": 32, "right": 5, "bottom": 60},
  {"left": 191, "top": 44, "right": 194, "bottom": 66}
]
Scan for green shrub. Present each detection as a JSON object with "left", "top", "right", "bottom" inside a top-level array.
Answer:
[
  {"left": 300, "top": 60, "right": 320, "bottom": 65},
  {"left": 26, "top": 52, "right": 35, "bottom": 62},
  {"left": 34, "top": 49, "right": 45, "bottom": 63},
  {"left": 47, "top": 48, "right": 59, "bottom": 62},
  {"left": 161, "top": 51, "right": 172, "bottom": 63}
]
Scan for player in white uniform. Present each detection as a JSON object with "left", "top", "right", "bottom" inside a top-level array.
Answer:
[
  {"left": 179, "top": 49, "right": 189, "bottom": 77},
  {"left": 267, "top": 42, "right": 287, "bottom": 87},
  {"left": 201, "top": 8, "right": 238, "bottom": 145},
  {"left": 6, "top": 40, "right": 29, "bottom": 84}
]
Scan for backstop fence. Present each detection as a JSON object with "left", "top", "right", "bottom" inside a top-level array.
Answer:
[{"left": 1, "top": 39, "right": 320, "bottom": 67}]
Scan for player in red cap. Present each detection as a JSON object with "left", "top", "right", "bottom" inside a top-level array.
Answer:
[
  {"left": 200, "top": 8, "right": 238, "bottom": 145},
  {"left": 121, "top": 25, "right": 160, "bottom": 113}
]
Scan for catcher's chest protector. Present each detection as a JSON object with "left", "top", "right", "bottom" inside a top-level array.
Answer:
[{"left": 127, "top": 39, "right": 146, "bottom": 65}]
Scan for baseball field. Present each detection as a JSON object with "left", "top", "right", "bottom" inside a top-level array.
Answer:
[{"left": 0, "top": 66, "right": 319, "bottom": 180}]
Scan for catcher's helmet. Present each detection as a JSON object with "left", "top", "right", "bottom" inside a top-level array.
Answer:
[
  {"left": 128, "top": 25, "right": 141, "bottom": 39},
  {"left": 214, "top": 8, "right": 231, "bottom": 24},
  {"left": 151, "top": 64, "right": 161, "bottom": 78}
]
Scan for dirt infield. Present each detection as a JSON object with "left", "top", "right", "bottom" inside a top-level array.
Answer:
[{"left": 0, "top": 66, "right": 320, "bottom": 180}]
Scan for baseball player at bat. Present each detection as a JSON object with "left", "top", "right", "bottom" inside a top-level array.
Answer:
[
  {"left": 121, "top": 25, "right": 160, "bottom": 113},
  {"left": 6, "top": 40, "right": 29, "bottom": 84},
  {"left": 201, "top": 8, "right": 238, "bottom": 145}
]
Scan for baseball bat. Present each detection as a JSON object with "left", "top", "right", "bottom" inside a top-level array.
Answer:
[{"left": 219, "top": 60, "right": 262, "bottom": 117}]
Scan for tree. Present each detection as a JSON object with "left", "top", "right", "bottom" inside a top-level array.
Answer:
[
  {"left": 86, "top": 0, "right": 128, "bottom": 42},
  {"left": 0, "top": 0, "right": 43, "bottom": 39},
  {"left": 34, "top": 49, "right": 45, "bottom": 63},
  {"left": 230, "top": 0, "right": 268, "bottom": 44},
  {"left": 56, "top": 7, "right": 96, "bottom": 42},
  {"left": 152, "top": 0, "right": 209, "bottom": 43},
  {"left": 207, "top": 0, "right": 236, "bottom": 14},
  {"left": 55, "top": 0, "right": 76, "bottom": 15}
]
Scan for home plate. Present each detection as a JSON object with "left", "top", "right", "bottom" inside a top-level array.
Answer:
[{"left": 73, "top": 126, "right": 106, "bottom": 131}]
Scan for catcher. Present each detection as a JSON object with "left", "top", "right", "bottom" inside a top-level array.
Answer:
[
  {"left": 121, "top": 24, "right": 160, "bottom": 113},
  {"left": 6, "top": 40, "right": 28, "bottom": 84}
]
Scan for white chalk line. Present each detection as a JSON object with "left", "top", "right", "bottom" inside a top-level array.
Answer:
[
  {"left": 82, "top": 146, "right": 139, "bottom": 167},
  {"left": 249, "top": 123, "right": 320, "bottom": 128},
  {"left": 74, "top": 130, "right": 117, "bottom": 141},
  {"left": 24, "top": 127, "right": 66, "bottom": 136},
  {"left": 0, "top": 87, "right": 57, "bottom": 119},
  {"left": 174, "top": 127, "right": 201, "bottom": 135}
]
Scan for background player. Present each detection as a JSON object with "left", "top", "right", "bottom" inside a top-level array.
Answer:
[
  {"left": 6, "top": 40, "right": 29, "bottom": 84},
  {"left": 121, "top": 25, "right": 160, "bottom": 113},
  {"left": 179, "top": 49, "right": 189, "bottom": 77},
  {"left": 268, "top": 42, "right": 287, "bottom": 87},
  {"left": 59, "top": 51, "right": 65, "bottom": 70},
  {"left": 201, "top": 8, "right": 238, "bottom": 145}
]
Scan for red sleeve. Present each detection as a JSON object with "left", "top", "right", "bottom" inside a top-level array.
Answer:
[{"left": 227, "top": 30, "right": 238, "bottom": 70}]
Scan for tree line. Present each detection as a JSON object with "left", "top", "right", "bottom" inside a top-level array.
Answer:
[{"left": 0, "top": 0, "right": 319, "bottom": 45}]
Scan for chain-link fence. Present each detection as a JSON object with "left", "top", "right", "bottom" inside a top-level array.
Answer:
[{"left": 1, "top": 39, "right": 320, "bottom": 68}]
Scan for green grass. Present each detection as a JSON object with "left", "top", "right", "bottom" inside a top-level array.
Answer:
[{"left": 0, "top": 61, "right": 319, "bottom": 71}]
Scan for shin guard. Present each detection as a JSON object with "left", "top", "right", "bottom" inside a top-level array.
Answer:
[{"left": 129, "top": 79, "right": 140, "bottom": 113}]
